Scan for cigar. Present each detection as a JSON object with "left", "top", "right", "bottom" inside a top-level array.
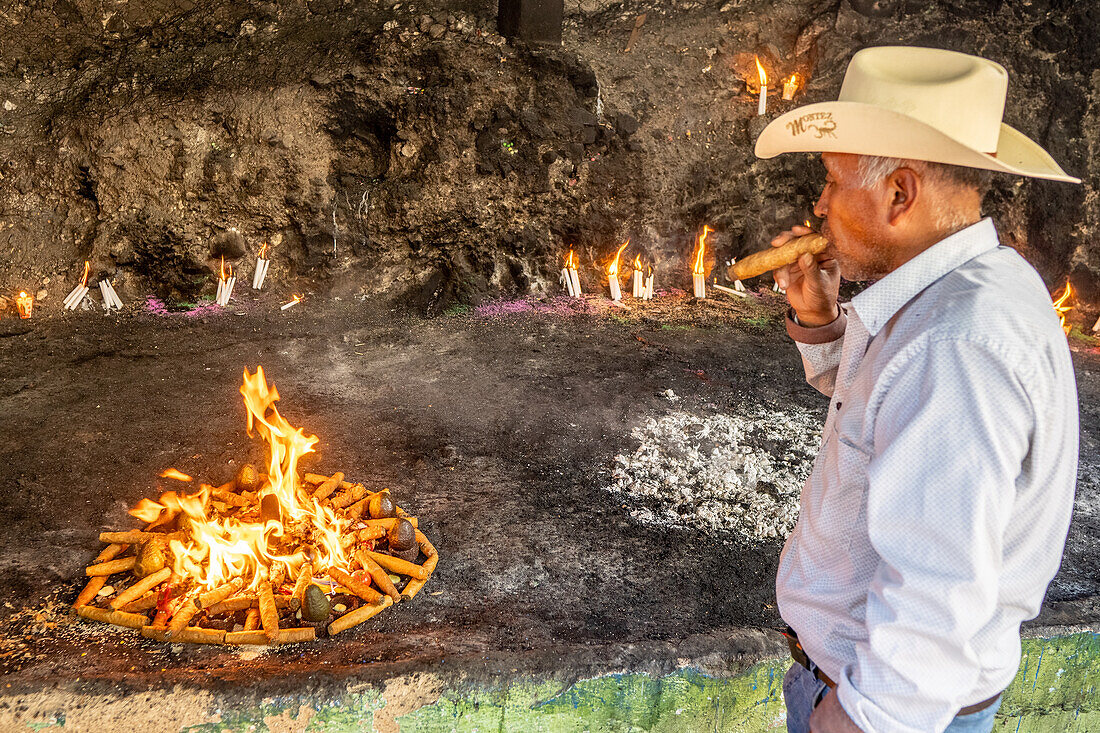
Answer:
[
  {"left": 258, "top": 580, "right": 280, "bottom": 641},
  {"left": 121, "top": 591, "right": 161, "bottom": 613},
  {"left": 110, "top": 567, "right": 171, "bottom": 610},
  {"left": 345, "top": 496, "right": 370, "bottom": 520},
  {"left": 86, "top": 557, "right": 136, "bottom": 576},
  {"left": 211, "top": 487, "right": 250, "bottom": 507},
  {"left": 402, "top": 553, "right": 439, "bottom": 600},
  {"left": 142, "top": 626, "right": 226, "bottom": 644},
  {"left": 244, "top": 607, "right": 261, "bottom": 631},
  {"left": 304, "top": 473, "right": 356, "bottom": 489},
  {"left": 99, "top": 531, "right": 164, "bottom": 545},
  {"left": 361, "top": 517, "right": 418, "bottom": 529},
  {"left": 270, "top": 563, "right": 287, "bottom": 590},
  {"left": 291, "top": 563, "right": 313, "bottom": 604},
  {"left": 363, "top": 550, "right": 428, "bottom": 580},
  {"left": 357, "top": 550, "right": 401, "bottom": 603},
  {"left": 196, "top": 578, "right": 245, "bottom": 609},
  {"left": 312, "top": 472, "right": 344, "bottom": 501},
  {"left": 415, "top": 531, "right": 438, "bottom": 559},
  {"left": 330, "top": 484, "right": 368, "bottom": 509},
  {"left": 327, "top": 566, "right": 383, "bottom": 603},
  {"left": 73, "top": 576, "right": 108, "bottom": 608},
  {"left": 357, "top": 526, "right": 387, "bottom": 542},
  {"left": 95, "top": 543, "right": 129, "bottom": 562},
  {"left": 327, "top": 596, "right": 393, "bottom": 636},
  {"left": 728, "top": 233, "right": 828, "bottom": 281},
  {"left": 225, "top": 627, "right": 316, "bottom": 645},
  {"left": 167, "top": 597, "right": 201, "bottom": 638},
  {"left": 77, "top": 605, "right": 148, "bottom": 629},
  {"left": 204, "top": 594, "right": 256, "bottom": 616}
]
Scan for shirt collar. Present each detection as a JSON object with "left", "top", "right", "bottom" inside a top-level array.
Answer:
[{"left": 850, "top": 218, "right": 1000, "bottom": 337}]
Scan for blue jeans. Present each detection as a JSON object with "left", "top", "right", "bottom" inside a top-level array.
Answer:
[{"left": 783, "top": 663, "right": 1002, "bottom": 733}]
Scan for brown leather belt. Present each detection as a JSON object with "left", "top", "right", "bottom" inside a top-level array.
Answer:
[{"left": 783, "top": 628, "right": 1001, "bottom": 716}]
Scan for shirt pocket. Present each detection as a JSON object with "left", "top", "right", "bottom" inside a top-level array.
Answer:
[{"left": 817, "top": 422, "right": 872, "bottom": 542}]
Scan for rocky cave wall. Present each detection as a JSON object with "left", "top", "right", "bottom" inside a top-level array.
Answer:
[{"left": 0, "top": 0, "right": 1096, "bottom": 321}]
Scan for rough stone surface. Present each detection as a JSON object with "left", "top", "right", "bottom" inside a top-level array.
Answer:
[{"left": 0, "top": 1, "right": 1097, "bottom": 327}]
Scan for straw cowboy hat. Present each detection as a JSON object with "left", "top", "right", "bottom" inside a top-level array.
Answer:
[{"left": 755, "top": 46, "right": 1080, "bottom": 184}]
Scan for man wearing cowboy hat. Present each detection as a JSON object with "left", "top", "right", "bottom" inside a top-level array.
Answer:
[{"left": 755, "top": 47, "right": 1079, "bottom": 733}]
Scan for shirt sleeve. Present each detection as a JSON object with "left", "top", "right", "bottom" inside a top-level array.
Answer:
[
  {"left": 786, "top": 303, "right": 847, "bottom": 397},
  {"left": 835, "top": 337, "right": 1032, "bottom": 733}
]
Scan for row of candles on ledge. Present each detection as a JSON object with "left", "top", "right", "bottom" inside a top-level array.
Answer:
[
  {"left": 560, "top": 225, "right": 756, "bottom": 304},
  {"left": 10, "top": 243, "right": 300, "bottom": 319}
]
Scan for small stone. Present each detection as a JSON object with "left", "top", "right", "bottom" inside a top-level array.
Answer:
[
  {"left": 428, "top": 23, "right": 446, "bottom": 39},
  {"left": 35, "top": 289, "right": 47, "bottom": 301},
  {"left": 2, "top": 100, "right": 14, "bottom": 111}
]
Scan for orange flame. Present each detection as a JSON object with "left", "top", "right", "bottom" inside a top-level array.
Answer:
[
  {"left": 160, "top": 468, "right": 193, "bottom": 482},
  {"left": 565, "top": 249, "right": 577, "bottom": 269},
  {"left": 607, "top": 240, "right": 630, "bottom": 277},
  {"left": 693, "top": 225, "right": 712, "bottom": 275},
  {"left": 79, "top": 261, "right": 90, "bottom": 288},
  {"left": 1053, "top": 282, "right": 1074, "bottom": 334},
  {"left": 130, "top": 368, "right": 348, "bottom": 591},
  {"left": 259, "top": 242, "right": 269, "bottom": 259},
  {"left": 755, "top": 56, "right": 767, "bottom": 89},
  {"left": 782, "top": 73, "right": 801, "bottom": 100},
  {"left": 633, "top": 254, "right": 642, "bottom": 272},
  {"left": 16, "top": 292, "right": 32, "bottom": 319},
  {"left": 219, "top": 256, "right": 225, "bottom": 280}
]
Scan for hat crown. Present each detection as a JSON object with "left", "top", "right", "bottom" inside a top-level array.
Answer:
[{"left": 838, "top": 47, "right": 1008, "bottom": 153}]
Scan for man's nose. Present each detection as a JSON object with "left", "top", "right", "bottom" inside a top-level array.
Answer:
[{"left": 813, "top": 188, "right": 828, "bottom": 219}]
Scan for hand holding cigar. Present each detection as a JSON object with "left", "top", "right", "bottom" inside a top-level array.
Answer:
[{"left": 753, "top": 225, "right": 841, "bottom": 327}]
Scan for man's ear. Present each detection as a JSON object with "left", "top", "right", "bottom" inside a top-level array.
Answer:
[{"left": 886, "top": 167, "right": 920, "bottom": 225}]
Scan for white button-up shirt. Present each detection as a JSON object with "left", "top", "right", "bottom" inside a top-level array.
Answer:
[{"left": 777, "top": 218, "right": 1078, "bottom": 732}]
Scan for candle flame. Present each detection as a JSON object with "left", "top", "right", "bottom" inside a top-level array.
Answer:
[
  {"left": 633, "top": 254, "right": 642, "bottom": 271},
  {"left": 782, "top": 73, "right": 801, "bottom": 100},
  {"left": 219, "top": 256, "right": 226, "bottom": 280},
  {"left": 259, "top": 242, "right": 269, "bottom": 259},
  {"left": 565, "top": 249, "right": 577, "bottom": 269},
  {"left": 1053, "top": 281, "right": 1074, "bottom": 334},
  {"left": 79, "top": 261, "right": 90, "bottom": 288},
  {"left": 693, "top": 225, "right": 712, "bottom": 275},
  {"left": 607, "top": 240, "right": 630, "bottom": 277},
  {"left": 755, "top": 56, "right": 767, "bottom": 89},
  {"left": 16, "top": 291, "right": 32, "bottom": 319},
  {"left": 159, "top": 468, "right": 193, "bottom": 482}
]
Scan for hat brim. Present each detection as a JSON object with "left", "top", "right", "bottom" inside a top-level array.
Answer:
[{"left": 754, "top": 101, "right": 1080, "bottom": 184}]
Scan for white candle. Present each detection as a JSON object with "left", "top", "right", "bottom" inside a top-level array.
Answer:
[
  {"left": 253, "top": 258, "right": 270, "bottom": 290},
  {"left": 569, "top": 268, "right": 581, "bottom": 297},
  {"left": 643, "top": 274, "right": 654, "bottom": 300},
  {"left": 216, "top": 277, "right": 225, "bottom": 305},
  {"left": 693, "top": 272, "right": 705, "bottom": 299},
  {"left": 712, "top": 283, "right": 748, "bottom": 299},
  {"left": 632, "top": 269, "right": 643, "bottom": 298},
  {"left": 64, "top": 285, "right": 83, "bottom": 310},
  {"left": 609, "top": 276, "right": 621, "bottom": 302},
  {"left": 1093, "top": 314, "right": 1100, "bottom": 333},
  {"left": 105, "top": 280, "right": 123, "bottom": 309},
  {"left": 562, "top": 268, "right": 576, "bottom": 297},
  {"left": 281, "top": 296, "right": 301, "bottom": 311},
  {"left": 224, "top": 276, "right": 236, "bottom": 305},
  {"left": 755, "top": 56, "right": 768, "bottom": 116},
  {"left": 99, "top": 280, "right": 111, "bottom": 310}
]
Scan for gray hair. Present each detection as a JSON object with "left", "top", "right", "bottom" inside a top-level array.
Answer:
[{"left": 855, "top": 155, "right": 992, "bottom": 232}]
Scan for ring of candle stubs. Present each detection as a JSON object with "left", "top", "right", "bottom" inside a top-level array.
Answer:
[{"left": 72, "top": 367, "right": 437, "bottom": 645}]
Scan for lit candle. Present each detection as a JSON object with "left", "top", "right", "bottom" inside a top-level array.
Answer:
[
  {"left": 64, "top": 261, "right": 91, "bottom": 311},
  {"left": 16, "top": 291, "right": 33, "bottom": 319},
  {"left": 253, "top": 243, "right": 270, "bottom": 290},
  {"left": 692, "top": 225, "right": 711, "bottom": 299},
  {"left": 561, "top": 250, "right": 577, "bottom": 297},
  {"left": 607, "top": 240, "right": 629, "bottom": 302},
  {"left": 281, "top": 294, "right": 302, "bottom": 311},
  {"left": 782, "top": 73, "right": 800, "bottom": 101},
  {"left": 643, "top": 267, "right": 654, "bottom": 300},
  {"left": 755, "top": 56, "right": 768, "bottom": 116},
  {"left": 632, "top": 255, "right": 643, "bottom": 298}
]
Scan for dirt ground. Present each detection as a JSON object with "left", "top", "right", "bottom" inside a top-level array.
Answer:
[{"left": 0, "top": 292, "right": 1097, "bottom": 693}]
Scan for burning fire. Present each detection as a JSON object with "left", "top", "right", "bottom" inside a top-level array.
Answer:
[
  {"left": 607, "top": 240, "right": 630, "bottom": 278},
  {"left": 259, "top": 242, "right": 269, "bottom": 259},
  {"left": 79, "top": 261, "right": 90, "bottom": 288},
  {"left": 783, "top": 73, "right": 801, "bottom": 100},
  {"left": 565, "top": 249, "right": 577, "bottom": 269},
  {"left": 1053, "top": 281, "right": 1074, "bottom": 334},
  {"left": 633, "top": 254, "right": 642, "bottom": 272},
  {"left": 754, "top": 56, "right": 768, "bottom": 92},
  {"left": 16, "top": 291, "right": 32, "bottom": 319},
  {"left": 693, "top": 225, "right": 713, "bottom": 276},
  {"left": 130, "top": 367, "right": 349, "bottom": 591}
]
